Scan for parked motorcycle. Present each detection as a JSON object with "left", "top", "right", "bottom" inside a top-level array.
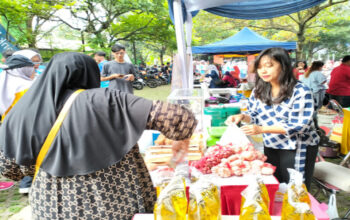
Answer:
[{"left": 132, "top": 77, "right": 145, "bottom": 90}]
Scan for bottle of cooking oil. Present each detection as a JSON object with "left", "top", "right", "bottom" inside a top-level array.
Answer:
[
  {"left": 188, "top": 178, "right": 221, "bottom": 220},
  {"left": 154, "top": 176, "right": 187, "bottom": 220}
]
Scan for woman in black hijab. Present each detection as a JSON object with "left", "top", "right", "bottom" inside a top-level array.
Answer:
[{"left": 0, "top": 52, "right": 197, "bottom": 219}]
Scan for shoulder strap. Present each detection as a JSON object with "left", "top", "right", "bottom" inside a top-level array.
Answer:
[{"left": 33, "top": 89, "right": 85, "bottom": 181}]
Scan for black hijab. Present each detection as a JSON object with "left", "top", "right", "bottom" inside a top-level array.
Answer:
[{"left": 0, "top": 52, "right": 152, "bottom": 176}]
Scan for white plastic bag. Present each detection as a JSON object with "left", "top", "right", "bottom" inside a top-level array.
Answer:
[
  {"left": 219, "top": 123, "right": 250, "bottom": 146},
  {"left": 326, "top": 192, "right": 339, "bottom": 219}
]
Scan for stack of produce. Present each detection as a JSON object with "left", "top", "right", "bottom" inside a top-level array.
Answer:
[{"left": 191, "top": 143, "right": 275, "bottom": 177}]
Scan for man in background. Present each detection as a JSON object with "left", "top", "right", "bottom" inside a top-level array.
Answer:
[
  {"left": 327, "top": 55, "right": 350, "bottom": 107},
  {"left": 94, "top": 51, "right": 108, "bottom": 73},
  {"left": 101, "top": 43, "right": 135, "bottom": 93}
]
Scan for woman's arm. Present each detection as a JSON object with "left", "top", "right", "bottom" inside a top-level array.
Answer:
[
  {"left": 146, "top": 101, "right": 197, "bottom": 140},
  {"left": 240, "top": 124, "right": 286, "bottom": 135},
  {"left": 0, "top": 151, "right": 35, "bottom": 181}
]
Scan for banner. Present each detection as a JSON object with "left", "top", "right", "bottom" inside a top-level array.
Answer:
[{"left": 0, "top": 24, "right": 18, "bottom": 54}]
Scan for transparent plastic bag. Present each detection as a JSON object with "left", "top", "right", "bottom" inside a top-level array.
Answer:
[
  {"left": 281, "top": 169, "right": 315, "bottom": 220},
  {"left": 188, "top": 177, "right": 221, "bottom": 220},
  {"left": 152, "top": 167, "right": 175, "bottom": 197},
  {"left": 154, "top": 176, "right": 187, "bottom": 220},
  {"left": 219, "top": 123, "right": 250, "bottom": 146},
  {"left": 239, "top": 176, "right": 271, "bottom": 220}
]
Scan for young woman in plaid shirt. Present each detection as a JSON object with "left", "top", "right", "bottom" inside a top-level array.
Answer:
[{"left": 227, "top": 48, "right": 319, "bottom": 190}]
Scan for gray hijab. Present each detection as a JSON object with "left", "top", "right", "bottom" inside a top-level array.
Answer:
[{"left": 0, "top": 52, "right": 152, "bottom": 176}]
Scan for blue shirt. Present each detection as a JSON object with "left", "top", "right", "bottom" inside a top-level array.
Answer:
[
  {"left": 301, "top": 70, "right": 326, "bottom": 93},
  {"left": 244, "top": 82, "right": 320, "bottom": 174},
  {"left": 98, "top": 60, "right": 108, "bottom": 73}
]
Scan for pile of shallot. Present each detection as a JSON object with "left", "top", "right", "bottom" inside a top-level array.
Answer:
[{"left": 191, "top": 143, "right": 275, "bottom": 177}]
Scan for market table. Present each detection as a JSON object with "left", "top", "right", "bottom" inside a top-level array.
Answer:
[{"left": 133, "top": 193, "right": 329, "bottom": 220}]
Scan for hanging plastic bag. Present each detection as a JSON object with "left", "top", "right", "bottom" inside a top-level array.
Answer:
[
  {"left": 154, "top": 176, "right": 187, "bottom": 220},
  {"left": 239, "top": 176, "right": 271, "bottom": 220},
  {"left": 152, "top": 166, "right": 175, "bottom": 197},
  {"left": 281, "top": 169, "right": 315, "bottom": 220},
  {"left": 188, "top": 177, "right": 221, "bottom": 220},
  {"left": 326, "top": 191, "right": 339, "bottom": 219},
  {"left": 219, "top": 123, "right": 250, "bottom": 146}
]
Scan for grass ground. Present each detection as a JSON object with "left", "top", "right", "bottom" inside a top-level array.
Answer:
[
  {"left": 134, "top": 84, "right": 172, "bottom": 101},
  {"left": 1, "top": 84, "right": 350, "bottom": 219}
]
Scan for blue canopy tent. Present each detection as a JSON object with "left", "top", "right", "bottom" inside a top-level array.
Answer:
[
  {"left": 192, "top": 27, "right": 297, "bottom": 55},
  {"left": 168, "top": 0, "right": 326, "bottom": 88}
]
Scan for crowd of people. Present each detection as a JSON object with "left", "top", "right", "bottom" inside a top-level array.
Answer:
[
  {"left": 0, "top": 45, "right": 349, "bottom": 219},
  {"left": 193, "top": 55, "right": 350, "bottom": 109}
]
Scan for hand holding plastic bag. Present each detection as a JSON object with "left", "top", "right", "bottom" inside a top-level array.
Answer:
[{"left": 219, "top": 123, "right": 250, "bottom": 146}]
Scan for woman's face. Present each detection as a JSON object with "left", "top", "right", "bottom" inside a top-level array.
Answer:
[
  {"left": 31, "top": 55, "right": 41, "bottom": 69},
  {"left": 297, "top": 62, "right": 305, "bottom": 68},
  {"left": 257, "top": 55, "right": 281, "bottom": 84}
]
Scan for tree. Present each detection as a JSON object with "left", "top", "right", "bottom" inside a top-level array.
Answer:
[
  {"left": 0, "top": 0, "right": 73, "bottom": 48},
  {"left": 109, "top": 2, "right": 176, "bottom": 64},
  {"left": 245, "top": 0, "right": 348, "bottom": 60},
  {"left": 56, "top": 0, "right": 163, "bottom": 49}
]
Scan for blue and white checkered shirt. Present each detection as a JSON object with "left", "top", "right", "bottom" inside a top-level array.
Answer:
[{"left": 245, "top": 82, "right": 320, "bottom": 175}]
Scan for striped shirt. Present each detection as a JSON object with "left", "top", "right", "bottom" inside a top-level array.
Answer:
[{"left": 244, "top": 82, "right": 320, "bottom": 174}]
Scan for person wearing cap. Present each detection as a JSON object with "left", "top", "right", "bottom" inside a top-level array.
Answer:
[
  {"left": 0, "top": 55, "right": 35, "bottom": 121},
  {"left": 1, "top": 50, "right": 14, "bottom": 64},
  {"left": 13, "top": 49, "right": 43, "bottom": 76},
  {"left": 0, "top": 50, "right": 15, "bottom": 74},
  {"left": 0, "top": 55, "right": 35, "bottom": 193}
]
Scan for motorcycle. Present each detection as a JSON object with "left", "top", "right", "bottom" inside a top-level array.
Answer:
[
  {"left": 132, "top": 77, "right": 145, "bottom": 90},
  {"left": 140, "top": 73, "right": 158, "bottom": 88}
]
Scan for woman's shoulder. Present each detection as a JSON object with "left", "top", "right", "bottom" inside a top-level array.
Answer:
[{"left": 293, "top": 81, "right": 312, "bottom": 96}]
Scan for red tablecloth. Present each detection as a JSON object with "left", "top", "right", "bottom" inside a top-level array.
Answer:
[{"left": 220, "top": 182, "right": 279, "bottom": 215}]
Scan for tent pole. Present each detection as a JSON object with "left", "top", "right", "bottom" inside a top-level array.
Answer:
[
  {"left": 173, "top": 0, "right": 189, "bottom": 89},
  {"left": 185, "top": 11, "right": 194, "bottom": 89}
]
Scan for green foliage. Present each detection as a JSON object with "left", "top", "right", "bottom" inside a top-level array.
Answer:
[{"left": 0, "top": 0, "right": 74, "bottom": 47}]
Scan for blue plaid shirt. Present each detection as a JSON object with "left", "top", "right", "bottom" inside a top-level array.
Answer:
[{"left": 245, "top": 82, "right": 320, "bottom": 174}]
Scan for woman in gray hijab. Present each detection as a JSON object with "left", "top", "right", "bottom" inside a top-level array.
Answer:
[{"left": 0, "top": 52, "right": 197, "bottom": 219}]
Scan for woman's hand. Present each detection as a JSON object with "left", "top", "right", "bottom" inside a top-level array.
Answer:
[
  {"left": 240, "top": 125, "right": 263, "bottom": 135},
  {"left": 171, "top": 139, "right": 190, "bottom": 164},
  {"left": 225, "top": 114, "right": 245, "bottom": 125}
]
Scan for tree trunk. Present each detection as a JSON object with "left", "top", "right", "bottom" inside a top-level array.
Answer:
[
  {"left": 81, "top": 32, "right": 85, "bottom": 52},
  {"left": 296, "top": 33, "right": 305, "bottom": 61},
  {"left": 5, "top": 20, "right": 10, "bottom": 41},
  {"left": 160, "top": 51, "right": 163, "bottom": 65},
  {"left": 307, "top": 44, "right": 315, "bottom": 64},
  {"left": 132, "top": 41, "right": 137, "bottom": 64},
  {"left": 26, "top": 16, "right": 36, "bottom": 48}
]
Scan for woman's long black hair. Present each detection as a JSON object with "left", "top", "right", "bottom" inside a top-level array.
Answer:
[{"left": 254, "top": 48, "right": 297, "bottom": 105}]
